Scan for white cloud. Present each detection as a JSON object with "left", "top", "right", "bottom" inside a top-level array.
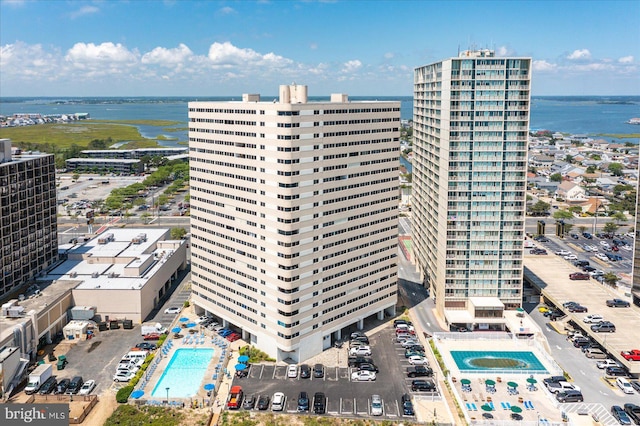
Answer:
[
  {"left": 65, "top": 42, "right": 138, "bottom": 64},
  {"left": 219, "top": 6, "right": 235, "bottom": 15},
  {"left": 342, "top": 60, "right": 362, "bottom": 73},
  {"left": 567, "top": 49, "right": 591, "bottom": 60},
  {"left": 619, "top": 56, "right": 634, "bottom": 63},
  {"left": 384, "top": 52, "right": 394, "bottom": 59},
  {"left": 70, "top": 5, "right": 100, "bottom": 19},
  {"left": 496, "top": 46, "right": 516, "bottom": 57},
  {"left": 142, "top": 44, "right": 193, "bottom": 65},
  {"left": 532, "top": 60, "right": 557, "bottom": 72},
  {"left": 207, "top": 42, "right": 291, "bottom": 69}
]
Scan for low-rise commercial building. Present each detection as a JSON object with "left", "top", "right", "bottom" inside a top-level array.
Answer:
[{"left": 65, "top": 158, "right": 144, "bottom": 174}]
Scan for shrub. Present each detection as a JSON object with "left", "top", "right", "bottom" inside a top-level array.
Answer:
[{"left": 116, "top": 385, "right": 134, "bottom": 403}]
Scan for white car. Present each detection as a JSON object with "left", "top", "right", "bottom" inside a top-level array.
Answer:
[
  {"left": 349, "top": 346, "right": 372, "bottom": 357},
  {"left": 287, "top": 364, "right": 298, "bottom": 378},
  {"left": 589, "top": 245, "right": 599, "bottom": 252},
  {"left": 370, "top": 394, "right": 383, "bottom": 416},
  {"left": 596, "top": 359, "right": 620, "bottom": 369},
  {"left": 600, "top": 241, "right": 610, "bottom": 248},
  {"left": 196, "top": 315, "right": 211, "bottom": 324},
  {"left": 271, "top": 392, "right": 285, "bottom": 411},
  {"left": 351, "top": 370, "right": 377, "bottom": 381},
  {"left": 78, "top": 379, "right": 96, "bottom": 395},
  {"left": 164, "top": 306, "right": 181, "bottom": 314},
  {"left": 401, "top": 339, "right": 419, "bottom": 348},
  {"left": 563, "top": 254, "right": 578, "bottom": 261},
  {"left": 582, "top": 314, "right": 604, "bottom": 324},
  {"left": 621, "top": 245, "right": 632, "bottom": 251},
  {"left": 596, "top": 253, "right": 608, "bottom": 261},
  {"left": 408, "top": 355, "right": 429, "bottom": 365},
  {"left": 589, "top": 270, "right": 604, "bottom": 277},
  {"left": 555, "top": 250, "right": 571, "bottom": 256},
  {"left": 113, "top": 371, "right": 135, "bottom": 382},
  {"left": 583, "top": 245, "right": 592, "bottom": 252}
]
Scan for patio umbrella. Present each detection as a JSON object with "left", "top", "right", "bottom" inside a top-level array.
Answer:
[
  {"left": 171, "top": 327, "right": 182, "bottom": 333},
  {"left": 179, "top": 317, "right": 189, "bottom": 322},
  {"left": 186, "top": 322, "right": 197, "bottom": 328},
  {"left": 516, "top": 308, "right": 525, "bottom": 312},
  {"left": 485, "top": 379, "right": 496, "bottom": 386},
  {"left": 235, "top": 363, "right": 247, "bottom": 371},
  {"left": 481, "top": 404, "right": 493, "bottom": 412},
  {"left": 511, "top": 406, "right": 523, "bottom": 413},
  {"left": 203, "top": 384, "right": 215, "bottom": 391},
  {"left": 507, "top": 381, "right": 518, "bottom": 388},
  {"left": 131, "top": 390, "right": 144, "bottom": 399},
  {"left": 238, "top": 355, "right": 249, "bottom": 363},
  {"left": 526, "top": 377, "right": 537, "bottom": 384},
  {"left": 460, "top": 378, "right": 471, "bottom": 385}
]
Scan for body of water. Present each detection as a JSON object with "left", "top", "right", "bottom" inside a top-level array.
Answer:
[{"left": 1, "top": 96, "right": 638, "bottom": 148}]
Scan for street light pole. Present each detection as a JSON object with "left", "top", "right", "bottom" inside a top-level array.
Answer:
[{"left": 166, "top": 387, "right": 169, "bottom": 404}]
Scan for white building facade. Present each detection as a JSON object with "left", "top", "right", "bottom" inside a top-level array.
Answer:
[
  {"left": 412, "top": 51, "right": 531, "bottom": 324},
  {"left": 188, "top": 85, "right": 400, "bottom": 361}
]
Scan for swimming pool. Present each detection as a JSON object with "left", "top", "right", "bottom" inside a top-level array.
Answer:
[
  {"left": 451, "top": 351, "right": 548, "bottom": 374},
  {"left": 151, "top": 348, "right": 214, "bottom": 398}
]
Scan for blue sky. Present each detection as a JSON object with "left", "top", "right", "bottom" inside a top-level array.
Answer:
[{"left": 1, "top": 0, "right": 639, "bottom": 97}]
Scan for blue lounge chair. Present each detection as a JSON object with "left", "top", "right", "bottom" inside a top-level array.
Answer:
[
  {"left": 525, "top": 400, "right": 535, "bottom": 410},
  {"left": 489, "top": 402, "right": 495, "bottom": 410},
  {"left": 466, "top": 403, "right": 473, "bottom": 411},
  {"left": 471, "top": 403, "right": 478, "bottom": 411},
  {"left": 501, "top": 402, "right": 511, "bottom": 410}
]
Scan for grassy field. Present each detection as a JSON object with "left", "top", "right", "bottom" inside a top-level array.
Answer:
[
  {"left": 595, "top": 133, "right": 640, "bottom": 140},
  {"left": 0, "top": 119, "right": 186, "bottom": 149}
]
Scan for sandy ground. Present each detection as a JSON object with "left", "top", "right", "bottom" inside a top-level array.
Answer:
[{"left": 79, "top": 390, "right": 117, "bottom": 425}]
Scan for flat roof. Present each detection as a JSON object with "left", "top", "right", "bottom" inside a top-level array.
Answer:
[
  {"left": 468, "top": 296, "right": 504, "bottom": 308},
  {"left": 524, "top": 254, "right": 640, "bottom": 374},
  {"left": 44, "top": 228, "right": 184, "bottom": 291},
  {"left": 66, "top": 158, "right": 140, "bottom": 163}
]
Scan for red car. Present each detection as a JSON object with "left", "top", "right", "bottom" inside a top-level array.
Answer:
[
  {"left": 569, "top": 272, "right": 590, "bottom": 280},
  {"left": 226, "top": 333, "right": 240, "bottom": 342},
  {"left": 621, "top": 349, "right": 640, "bottom": 361},
  {"left": 143, "top": 333, "right": 161, "bottom": 340}
]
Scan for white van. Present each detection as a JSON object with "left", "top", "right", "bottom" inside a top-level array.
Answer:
[
  {"left": 123, "top": 351, "right": 147, "bottom": 362},
  {"left": 616, "top": 377, "right": 634, "bottom": 394}
]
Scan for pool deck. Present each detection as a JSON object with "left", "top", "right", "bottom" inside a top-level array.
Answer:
[
  {"left": 132, "top": 326, "right": 234, "bottom": 406},
  {"left": 435, "top": 333, "right": 565, "bottom": 424}
]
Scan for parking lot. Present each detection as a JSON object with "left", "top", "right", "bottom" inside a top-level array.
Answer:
[{"left": 227, "top": 324, "right": 440, "bottom": 419}]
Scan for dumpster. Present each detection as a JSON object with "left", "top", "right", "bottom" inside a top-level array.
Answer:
[{"left": 56, "top": 355, "right": 68, "bottom": 370}]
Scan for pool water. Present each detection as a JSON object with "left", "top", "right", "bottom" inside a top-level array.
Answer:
[
  {"left": 151, "top": 348, "right": 214, "bottom": 398},
  {"left": 451, "top": 351, "right": 547, "bottom": 373}
]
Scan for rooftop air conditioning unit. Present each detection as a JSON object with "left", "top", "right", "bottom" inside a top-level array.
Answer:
[
  {"left": 70, "top": 271, "right": 77, "bottom": 278},
  {"left": 91, "top": 271, "right": 99, "bottom": 278}
]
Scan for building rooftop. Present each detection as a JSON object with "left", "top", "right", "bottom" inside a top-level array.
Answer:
[{"left": 44, "top": 228, "right": 184, "bottom": 291}]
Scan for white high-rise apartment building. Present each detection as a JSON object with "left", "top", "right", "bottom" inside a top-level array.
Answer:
[
  {"left": 189, "top": 85, "right": 400, "bottom": 361},
  {"left": 412, "top": 50, "right": 531, "bottom": 325}
]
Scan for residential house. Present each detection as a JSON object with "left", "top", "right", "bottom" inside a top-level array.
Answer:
[{"left": 555, "top": 181, "right": 586, "bottom": 202}]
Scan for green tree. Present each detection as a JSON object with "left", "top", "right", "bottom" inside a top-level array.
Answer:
[
  {"left": 140, "top": 213, "right": 151, "bottom": 224},
  {"left": 170, "top": 227, "right": 187, "bottom": 239},
  {"left": 552, "top": 210, "right": 574, "bottom": 221},
  {"left": 578, "top": 225, "right": 587, "bottom": 234},
  {"left": 608, "top": 162, "right": 623, "bottom": 176},
  {"left": 72, "top": 173, "right": 80, "bottom": 181},
  {"left": 603, "top": 222, "right": 619, "bottom": 234},
  {"left": 529, "top": 200, "right": 550, "bottom": 216},
  {"left": 603, "top": 272, "right": 619, "bottom": 287},
  {"left": 586, "top": 165, "right": 597, "bottom": 173},
  {"left": 610, "top": 211, "right": 627, "bottom": 225},
  {"left": 564, "top": 154, "right": 574, "bottom": 163},
  {"left": 550, "top": 173, "right": 563, "bottom": 182}
]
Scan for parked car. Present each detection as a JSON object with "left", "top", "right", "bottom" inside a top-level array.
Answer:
[
  {"left": 564, "top": 254, "right": 578, "bottom": 261},
  {"left": 357, "top": 363, "right": 379, "bottom": 373},
  {"left": 296, "top": 391, "right": 309, "bottom": 412},
  {"left": 583, "top": 314, "right": 604, "bottom": 324},
  {"left": 411, "top": 379, "right": 436, "bottom": 391},
  {"left": 271, "top": 392, "right": 285, "bottom": 411},
  {"left": 66, "top": 376, "right": 83, "bottom": 394},
  {"left": 555, "top": 250, "right": 571, "bottom": 256},
  {"left": 530, "top": 248, "right": 548, "bottom": 255},
  {"left": 256, "top": 394, "right": 270, "bottom": 410},
  {"left": 407, "top": 366, "right": 433, "bottom": 378},
  {"left": 568, "top": 304, "right": 588, "bottom": 313},
  {"left": 572, "top": 338, "right": 592, "bottom": 348},
  {"left": 313, "top": 363, "right": 324, "bottom": 378},
  {"left": 405, "top": 348, "right": 426, "bottom": 358},
  {"left": 243, "top": 394, "right": 256, "bottom": 409},
  {"left": 555, "top": 390, "right": 584, "bottom": 402},
  {"left": 591, "top": 322, "right": 616, "bottom": 333},
  {"left": 55, "top": 378, "right": 70, "bottom": 394},
  {"left": 625, "top": 403, "right": 640, "bottom": 424},
  {"left": 621, "top": 349, "right": 640, "bottom": 361},
  {"left": 300, "top": 364, "right": 311, "bottom": 378},
  {"left": 582, "top": 232, "right": 593, "bottom": 239},
  {"left": 78, "top": 379, "right": 96, "bottom": 395},
  {"left": 349, "top": 346, "right": 372, "bottom": 357},
  {"left": 351, "top": 370, "right": 377, "bottom": 381},
  {"left": 408, "top": 355, "right": 429, "bottom": 365},
  {"left": 350, "top": 331, "right": 367, "bottom": 340},
  {"left": 38, "top": 376, "right": 58, "bottom": 394},
  {"left": 596, "top": 359, "right": 620, "bottom": 369},
  {"left": 135, "top": 342, "right": 157, "bottom": 351},
  {"left": 605, "top": 366, "right": 629, "bottom": 378},
  {"left": 313, "top": 392, "right": 326, "bottom": 414},
  {"left": 611, "top": 405, "right": 632, "bottom": 425},
  {"left": 616, "top": 378, "right": 635, "bottom": 395},
  {"left": 348, "top": 357, "right": 374, "bottom": 368},
  {"left": 401, "top": 393, "right": 415, "bottom": 416},
  {"left": 606, "top": 299, "right": 630, "bottom": 308},
  {"left": 400, "top": 339, "right": 420, "bottom": 348},
  {"left": 370, "top": 394, "right": 383, "bottom": 416},
  {"left": 283, "top": 365, "right": 297, "bottom": 379},
  {"left": 569, "top": 272, "right": 590, "bottom": 280},
  {"left": 164, "top": 306, "right": 180, "bottom": 314},
  {"left": 584, "top": 348, "right": 608, "bottom": 359},
  {"left": 113, "top": 371, "right": 134, "bottom": 382}
]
